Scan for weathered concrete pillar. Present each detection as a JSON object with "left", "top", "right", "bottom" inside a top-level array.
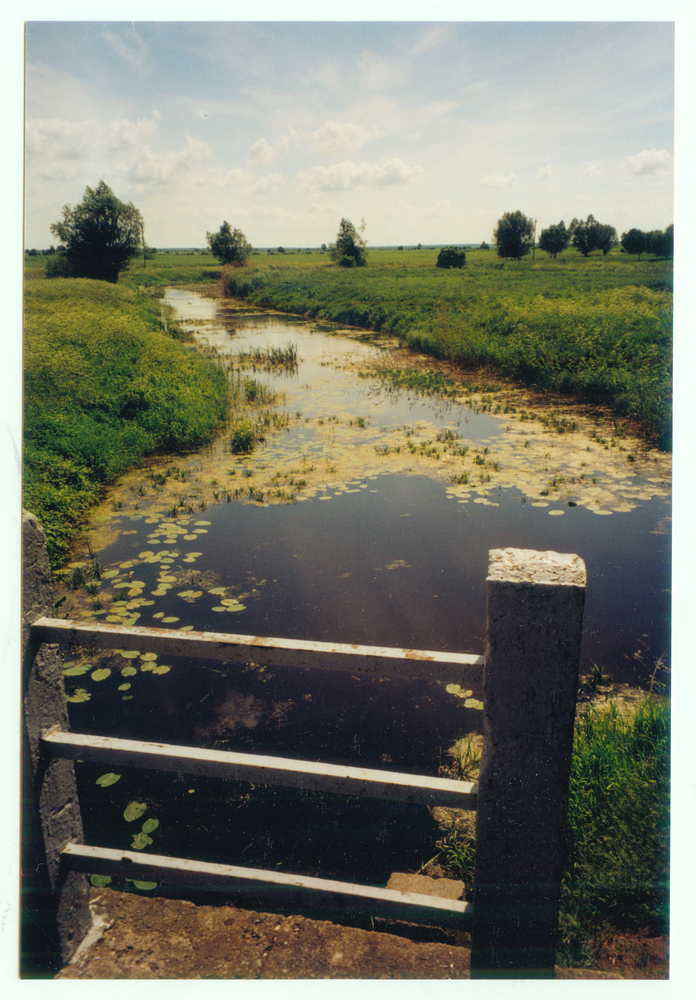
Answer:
[
  {"left": 22, "top": 510, "right": 91, "bottom": 964},
  {"left": 471, "top": 548, "right": 586, "bottom": 978}
]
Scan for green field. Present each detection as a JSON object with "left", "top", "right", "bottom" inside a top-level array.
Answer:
[
  {"left": 24, "top": 277, "right": 229, "bottom": 566},
  {"left": 29, "top": 245, "right": 672, "bottom": 446}
]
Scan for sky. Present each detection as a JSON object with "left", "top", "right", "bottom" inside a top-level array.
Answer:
[{"left": 23, "top": 19, "right": 674, "bottom": 249}]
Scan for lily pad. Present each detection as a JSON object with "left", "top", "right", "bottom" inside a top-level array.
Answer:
[
  {"left": 64, "top": 664, "right": 91, "bottom": 676},
  {"left": 131, "top": 832, "right": 153, "bottom": 850},
  {"left": 132, "top": 881, "right": 157, "bottom": 890},
  {"left": 119, "top": 650, "right": 140, "bottom": 659},
  {"left": 121, "top": 666, "right": 137, "bottom": 677},
  {"left": 152, "top": 665, "right": 171, "bottom": 674},
  {"left": 91, "top": 668, "right": 112, "bottom": 682},
  {"left": 140, "top": 652, "right": 158, "bottom": 661},
  {"left": 162, "top": 617, "right": 180, "bottom": 623},
  {"left": 124, "top": 801, "right": 147, "bottom": 822},
  {"left": 96, "top": 772, "right": 121, "bottom": 787},
  {"left": 118, "top": 682, "right": 132, "bottom": 692},
  {"left": 142, "top": 818, "right": 160, "bottom": 834},
  {"left": 66, "top": 688, "right": 91, "bottom": 703},
  {"left": 90, "top": 875, "right": 112, "bottom": 887}
]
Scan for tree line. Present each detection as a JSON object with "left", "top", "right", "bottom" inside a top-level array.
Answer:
[
  {"left": 494, "top": 210, "right": 673, "bottom": 261},
  {"left": 37, "top": 182, "right": 672, "bottom": 285}
]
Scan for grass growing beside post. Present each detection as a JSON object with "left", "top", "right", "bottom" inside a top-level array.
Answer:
[{"left": 558, "top": 696, "right": 670, "bottom": 966}]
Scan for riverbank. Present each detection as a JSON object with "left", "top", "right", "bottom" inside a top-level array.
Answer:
[
  {"left": 23, "top": 278, "right": 229, "bottom": 567},
  {"left": 219, "top": 247, "right": 672, "bottom": 448}
]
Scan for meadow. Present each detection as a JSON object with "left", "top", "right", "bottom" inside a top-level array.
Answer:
[
  {"left": 29, "top": 245, "right": 672, "bottom": 446},
  {"left": 24, "top": 278, "right": 229, "bottom": 566}
]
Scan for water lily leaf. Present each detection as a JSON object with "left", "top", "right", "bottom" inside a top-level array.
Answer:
[
  {"left": 140, "top": 652, "right": 158, "bottom": 661},
  {"left": 153, "top": 612, "right": 165, "bottom": 618},
  {"left": 121, "top": 666, "right": 137, "bottom": 676},
  {"left": 132, "top": 880, "right": 157, "bottom": 890},
  {"left": 152, "top": 665, "right": 171, "bottom": 674},
  {"left": 184, "top": 534, "right": 198, "bottom": 541},
  {"left": 96, "top": 772, "right": 121, "bottom": 787},
  {"left": 464, "top": 698, "right": 484, "bottom": 710},
  {"left": 142, "top": 818, "right": 159, "bottom": 834},
  {"left": 131, "top": 832, "right": 154, "bottom": 850},
  {"left": 91, "top": 668, "right": 111, "bottom": 682},
  {"left": 102, "top": 569, "right": 120, "bottom": 579},
  {"left": 64, "top": 664, "right": 90, "bottom": 676},
  {"left": 446, "top": 684, "right": 473, "bottom": 699},
  {"left": 118, "top": 683, "right": 132, "bottom": 692},
  {"left": 162, "top": 617, "right": 180, "bottom": 623},
  {"left": 124, "top": 801, "right": 147, "bottom": 822},
  {"left": 209, "top": 587, "right": 226, "bottom": 595},
  {"left": 90, "top": 875, "right": 112, "bottom": 887},
  {"left": 119, "top": 650, "right": 140, "bottom": 659},
  {"left": 66, "top": 688, "right": 91, "bottom": 703}
]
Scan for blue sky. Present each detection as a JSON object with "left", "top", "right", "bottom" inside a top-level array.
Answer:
[{"left": 24, "top": 19, "right": 674, "bottom": 248}]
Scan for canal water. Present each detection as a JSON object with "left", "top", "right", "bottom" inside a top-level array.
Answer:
[{"left": 59, "top": 289, "right": 671, "bottom": 889}]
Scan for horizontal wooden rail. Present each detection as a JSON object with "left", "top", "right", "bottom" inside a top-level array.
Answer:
[
  {"left": 43, "top": 730, "right": 478, "bottom": 807},
  {"left": 62, "top": 843, "right": 473, "bottom": 927},
  {"left": 31, "top": 617, "right": 484, "bottom": 685}
]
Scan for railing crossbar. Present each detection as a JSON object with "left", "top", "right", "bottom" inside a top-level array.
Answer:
[
  {"left": 43, "top": 729, "right": 478, "bottom": 807},
  {"left": 61, "top": 843, "right": 473, "bottom": 927},
  {"left": 31, "top": 616, "right": 484, "bottom": 685}
]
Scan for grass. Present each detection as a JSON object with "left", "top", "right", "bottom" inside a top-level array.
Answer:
[
  {"left": 24, "top": 278, "right": 229, "bottom": 566},
  {"left": 558, "top": 696, "right": 670, "bottom": 966}
]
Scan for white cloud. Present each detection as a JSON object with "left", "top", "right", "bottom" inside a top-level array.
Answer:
[
  {"left": 358, "top": 50, "right": 403, "bottom": 91},
  {"left": 583, "top": 161, "right": 603, "bottom": 177},
  {"left": 100, "top": 29, "right": 148, "bottom": 70},
  {"left": 252, "top": 173, "right": 285, "bottom": 195},
  {"left": 125, "top": 134, "right": 213, "bottom": 184},
  {"left": 535, "top": 164, "right": 555, "bottom": 182},
  {"left": 250, "top": 121, "right": 377, "bottom": 163},
  {"left": 625, "top": 148, "right": 673, "bottom": 175},
  {"left": 300, "top": 158, "right": 424, "bottom": 191},
  {"left": 479, "top": 173, "right": 516, "bottom": 188},
  {"left": 412, "top": 26, "right": 449, "bottom": 55}
]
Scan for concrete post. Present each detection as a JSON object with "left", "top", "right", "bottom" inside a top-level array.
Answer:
[
  {"left": 470, "top": 548, "right": 586, "bottom": 978},
  {"left": 22, "top": 510, "right": 91, "bottom": 964}
]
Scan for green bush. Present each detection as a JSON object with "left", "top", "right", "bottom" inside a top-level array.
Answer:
[{"left": 436, "top": 246, "right": 466, "bottom": 269}]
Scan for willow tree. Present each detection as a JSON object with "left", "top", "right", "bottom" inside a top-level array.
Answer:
[{"left": 49, "top": 180, "right": 144, "bottom": 283}]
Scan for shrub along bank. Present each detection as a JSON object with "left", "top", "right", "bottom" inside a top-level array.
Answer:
[{"left": 24, "top": 278, "right": 229, "bottom": 567}]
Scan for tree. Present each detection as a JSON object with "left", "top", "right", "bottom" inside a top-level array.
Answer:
[
  {"left": 436, "top": 246, "right": 466, "bottom": 269},
  {"left": 479, "top": 241, "right": 489, "bottom": 251},
  {"left": 493, "top": 210, "right": 534, "bottom": 259},
  {"left": 539, "top": 221, "right": 570, "bottom": 259},
  {"left": 621, "top": 229, "right": 647, "bottom": 260},
  {"left": 206, "top": 221, "right": 252, "bottom": 266},
  {"left": 49, "top": 180, "right": 144, "bottom": 283},
  {"left": 329, "top": 218, "right": 368, "bottom": 267},
  {"left": 646, "top": 225, "right": 673, "bottom": 259},
  {"left": 571, "top": 215, "right": 617, "bottom": 256}
]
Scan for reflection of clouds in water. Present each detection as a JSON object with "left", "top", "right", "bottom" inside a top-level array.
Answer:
[
  {"left": 193, "top": 690, "right": 266, "bottom": 741},
  {"left": 192, "top": 689, "right": 297, "bottom": 742}
]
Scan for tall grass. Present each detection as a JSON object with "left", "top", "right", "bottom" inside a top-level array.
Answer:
[
  {"left": 558, "top": 697, "right": 670, "bottom": 964},
  {"left": 24, "top": 278, "right": 229, "bottom": 566}
]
